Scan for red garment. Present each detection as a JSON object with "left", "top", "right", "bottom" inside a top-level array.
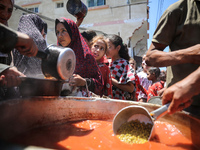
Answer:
[
  {"left": 99, "top": 63, "right": 113, "bottom": 98},
  {"left": 56, "top": 18, "right": 103, "bottom": 96},
  {"left": 109, "top": 58, "right": 135, "bottom": 100},
  {"left": 135, "top": 73, "right": 149, "bottom": 101},
  {"left": 99, "top": 56, "right": 109, "bottom": 64},
  {"left": 147, "top": 81, "right": 165, "bottom": 102},
  {"left": 135, "top": 73, "right": 140, "bottom": 100}
]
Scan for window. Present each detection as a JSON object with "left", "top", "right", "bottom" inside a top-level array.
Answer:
[
  {"left": 56, "top": 2, "right": 64, "bottom": 8},
  {"left": 27, "top": 7, "right": 39, "bottom": 13},
  {"left": 88, "top": 0, "right": 105, "bottom": 7}
]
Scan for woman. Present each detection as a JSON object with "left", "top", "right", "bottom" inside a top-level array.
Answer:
[
  {"left": 106, "top": 34, "right": 135, "bottom": 100},
  {"left": 13, "top": 14, "right": 47, "bottom": 77},
  {"left": 55, "top": 17, "right": 103, "bottom": 96},
  {"left": 0, "top": 0, "right": 15, "bottom": 67},
  {"left": 0, "top": 0, "right": 25, "bottom": 100}
]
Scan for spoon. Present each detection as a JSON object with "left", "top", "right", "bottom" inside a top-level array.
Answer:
[{"left": 112, "top": 101, "right": 170, "bottom": 141}]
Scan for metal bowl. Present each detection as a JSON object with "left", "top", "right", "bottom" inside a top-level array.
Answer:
[{"left": 19, "top": 77, "right": 63, "bottom": 97}]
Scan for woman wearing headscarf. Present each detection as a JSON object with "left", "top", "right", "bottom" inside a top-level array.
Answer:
[
  {"left": 0, "top": 0, "right": 26, "bottom": 100},
  {"left": 55, "top": 17, "right": 103, "bottom": 96},
  {"left": 0, "top": 0, "right": 15, "bottom": 67},
  {"left": 13, "top": 14, "right": 47, "bottom": 77}
]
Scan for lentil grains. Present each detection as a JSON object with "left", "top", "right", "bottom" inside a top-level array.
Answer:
[{"left": 116, "top": 119, "right": 153, "bottom": 144}]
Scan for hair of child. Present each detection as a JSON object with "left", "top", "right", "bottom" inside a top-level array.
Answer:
[
  {"left": 129, "top": 57, "right": 135, "bottom": 63},
  {"left": 106, "top": 34, "right": 130, "bottom": 61},
  {"left": 81, "top": 30, "right": 97, "bottom": 42},
  {"left": 148, "top": 67, "right": 161, "bottom": 78},
  {"left": 90, "top": 35, "right": 108, "bottom": 53}
]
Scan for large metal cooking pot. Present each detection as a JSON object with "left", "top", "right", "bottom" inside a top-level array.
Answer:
[
  {"left": 0, "top": 98, "right": 199, "bottom": 149},
  {"left": 36, "top": 44, "right": 76, "bottom": 80},
  {"left": 66, "top": 0, "right": 88, "bottom": 19}
]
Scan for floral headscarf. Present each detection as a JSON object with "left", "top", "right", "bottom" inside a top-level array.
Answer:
[
  {"left": 13, "top": 14, "right": 47, "bottom": 76},
  {"left": 55, "top": 17, "right": 90, "bottom": 59},
  {"left": 55, "top": 18, "right": 103, "bottom": 95}
]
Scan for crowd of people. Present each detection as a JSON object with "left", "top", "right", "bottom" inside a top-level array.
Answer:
[{"left": 1, "top": 0, "right": 200, "bottom": 117}]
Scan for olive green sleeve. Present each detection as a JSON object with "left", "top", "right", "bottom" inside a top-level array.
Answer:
[{"left": 0, "top": 23, "right": 18, "bottom": 54}]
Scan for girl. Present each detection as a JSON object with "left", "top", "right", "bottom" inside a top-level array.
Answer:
[
  {"left": 136, "top": 56, "right": 152, "bottom": 102},
  {"left": 90, "top": 35, "right": 113, "bottom": 98},
  {"left": 55, "top": 17, "right": 103, "bottom": 96},
  {"left": 106, "top": 34, "right": 135, "bottom": 100}
]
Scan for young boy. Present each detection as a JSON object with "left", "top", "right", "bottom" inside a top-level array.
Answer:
[{"left": 146, "top": 67, "right": 165, "bottom": 102}]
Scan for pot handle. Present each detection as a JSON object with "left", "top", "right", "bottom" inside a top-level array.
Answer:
[
  {"left": 19, "top": 76, "right": 26, "bottom": 82},
  {"left": 36, "top": 50, "right": 48, "bottom": 59},
  {"left": 150, "top": 103, "right": 170, "bottom": 121}
]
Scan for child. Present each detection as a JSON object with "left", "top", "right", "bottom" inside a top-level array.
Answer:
[
  {"left": 129, "top": 57, "right": 137, "bottom": 71},
  {"left": 146, "top": 67, "right": 165, "bottom": 101},
  {"left": 90, "top": 35, "right": 113, "bottom": 98},
  {"left": 136, "top": 55, "right": 152, "bottom": 102},
  {"left": 106, "top": 34, "right": 135, "bottom": 100},
  {"left": 81, "top": 30, "right": 97, "bottom": 48},
  {"left": 128, "top": 57, "right": 137, "bottom": 101}
]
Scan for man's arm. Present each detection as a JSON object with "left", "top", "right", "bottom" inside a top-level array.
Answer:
[
  {"left": 15, "top": 31, "right": 38, "bottom": 57},
  {"left": 162, "top": 67, "right": 200, "bottom": 114},
  {"left": 0, "top": 23, "right": 38, "bottom": 57},
  {"left": 75, "top": 17, "right": 84, "bottom": 27},
  {"left": 0, "top": 23, "right": 17, "bottom": 53},
  {"left": 145, "top": 42, "right": 200, "bottom": 67}
]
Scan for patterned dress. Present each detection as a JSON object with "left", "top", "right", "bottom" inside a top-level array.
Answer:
[
  {"left": 98, "top": 63, "right": 113, "bottom": 98},
  {"left": 147, "top": 81, "right": 165, "bottom": 102},
  {"left": 109, "top": 58, "right": 135, "bottom": 100},
  {"left": 136, "top": 71, "right": 152, "bottom": 101}
]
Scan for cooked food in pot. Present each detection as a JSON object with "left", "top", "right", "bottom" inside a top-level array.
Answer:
[{"left": 116, "top": 119, "right": 153, "bottom": 144}]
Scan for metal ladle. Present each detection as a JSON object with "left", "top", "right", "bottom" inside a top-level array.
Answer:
[{"left": 113, "top": 102, "right": 170, "bottom": 141}]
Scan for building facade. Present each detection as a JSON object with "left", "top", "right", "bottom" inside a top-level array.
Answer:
[{"left": 9, "top": 0, "right": 149, "bottom": 58}]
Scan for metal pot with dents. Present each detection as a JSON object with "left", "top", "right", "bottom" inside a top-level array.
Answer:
[
  {"left": 66, "top": 0, "right": 88, "bottom": 19},
  {"left": 36, "top": 44, "right": 76, "bottom": 80},
  {"left": 19, "top": 44, "right": 76, "bottom": 97}
]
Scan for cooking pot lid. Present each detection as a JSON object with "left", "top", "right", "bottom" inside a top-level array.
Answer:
[{"left": 57, "top": 47, "right": 76, "bottom": 80}]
